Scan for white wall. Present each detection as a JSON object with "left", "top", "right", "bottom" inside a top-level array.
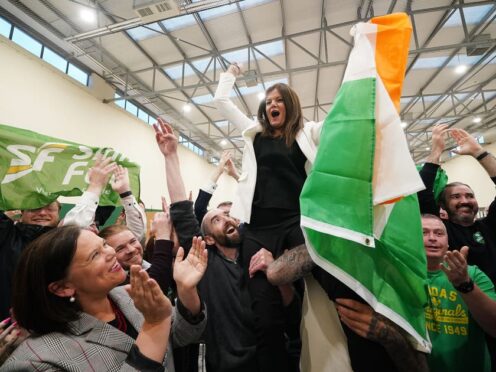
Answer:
[
  {"left": 441, "top": 142, "right": 496, "bottom": 208},
  {"left": 0, "top": 37, "right": 237, "bottom": 210}
]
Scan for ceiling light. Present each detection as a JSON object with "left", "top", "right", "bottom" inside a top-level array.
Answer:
[
  {"left": 425, "top": 147, "right": 430, "bottom": 151},
  {"left": 220, "top": 139, "right": 228, "bottom": 146},
  {"left": 401, "top": 121, "right": 408, "bottom": 128},
  {"left": 80, "top": 8, "right": 96, "bottom": 23},
  {"left": 454, "top": 64, "right": 468, "bottom": 74},
  {"left": 257, "top": 92, "right": 265, "bottom": 100},
  {"left": 472, "top": 117, "right": 482, "bottom": 123},
  {"left": 182, "top": 103, "right": 191, "bottom": 113}
]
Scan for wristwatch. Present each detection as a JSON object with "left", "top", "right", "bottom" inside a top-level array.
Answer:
[{"left": 454, "top": 279, "right": 474, "bottom": 293}]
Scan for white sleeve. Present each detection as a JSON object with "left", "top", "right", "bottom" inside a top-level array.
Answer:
[
  {"left": 200, "top": 180, "right": 217, "bottom": 195},
  {"left": 60, "top": 191, "right": 99, "bottom": 227},
  {"left": 122, "top": 195, "right": 146, "bottom": 242},
  {"left": 213, "top": 72, "right": 256, "bottom": 132}
]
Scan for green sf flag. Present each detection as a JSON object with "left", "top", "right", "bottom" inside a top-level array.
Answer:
[{"left": 0, "top": 123, "right": 140, "bottom": 210}]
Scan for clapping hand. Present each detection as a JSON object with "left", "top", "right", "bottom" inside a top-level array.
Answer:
[
  {"left": 126, "top": 266, "right": 172, "bottom": 324},
  {"left": 173, "top": 236, "right": 208, "bottom": 290}
]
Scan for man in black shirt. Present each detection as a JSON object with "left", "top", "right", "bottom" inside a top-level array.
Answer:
[{"left": 418, "top": 125, "right": 496, "bottom": 285}]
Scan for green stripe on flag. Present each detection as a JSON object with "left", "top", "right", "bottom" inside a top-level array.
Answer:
[
  {"left": 300, "top": 77, "right": 429, "bottom": 350},
  {"left": 301, "top": 78, "right": 376, "bottom": 245},
  {"left": 0, "top": 123, "right": 140, "bottom": 210}
]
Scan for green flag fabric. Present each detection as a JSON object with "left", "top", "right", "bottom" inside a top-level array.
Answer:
[
  {"left": 0, "top": 123, "right": 140, "bottom": 210},
  {"left": 300, "top": 13, "right": 431, "bottom": 352}
]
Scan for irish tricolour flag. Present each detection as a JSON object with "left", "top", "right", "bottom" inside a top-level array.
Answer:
[{"left": 300, "top": 13, "right": 430, "bottom": 352}]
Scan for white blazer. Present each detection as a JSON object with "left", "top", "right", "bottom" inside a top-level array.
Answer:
[{"left": 213, "top": 72, "right": 323, "bottom": 223}]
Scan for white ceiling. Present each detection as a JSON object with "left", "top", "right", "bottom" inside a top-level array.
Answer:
[{"left": 1, "top": 0, "right": 495, "bottom": 164}]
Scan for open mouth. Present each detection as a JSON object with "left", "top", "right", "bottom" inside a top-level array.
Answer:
[
  {"left": 109, "top": 261, "right": 122, "bottom": 273},
  {"left": 225, "top": 225, "right": 236, "bottom": 235},
  {"left": 270, "top": 110, "right": 280, "bottom": 118}
]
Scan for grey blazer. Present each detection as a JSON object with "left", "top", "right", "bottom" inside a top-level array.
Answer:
[{"left": 1, "top": 287, "right": 206, "bottom": 371}]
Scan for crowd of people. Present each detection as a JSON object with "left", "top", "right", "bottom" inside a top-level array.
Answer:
[{"left": 0, "top": 63, "right": 495, "bottom": 372}]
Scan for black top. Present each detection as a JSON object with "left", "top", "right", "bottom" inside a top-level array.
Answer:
[
  {"left": 418, "top": 162, "right": 496, "bottom": 285},
  {"left": 0, "top": 213, "right": 53, "bottom": 318},
  {"left": 170, "top": 201, "right": 258, "bottom": 372},
  {"left": 251, "top": 134, "right": 307, "bottom": 226}
]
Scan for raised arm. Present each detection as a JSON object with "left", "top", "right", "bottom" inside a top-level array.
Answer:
[
  {"left": 417, "top": 124, "right": 449, "bottom": 216},
  {"left": 111, "top": 165, "right": 147, "bottom": 241},
  {"left": 154, "top": 118, "right": 200, "bottom": 253},
  {"left": 194, "top": 151, "right": 231, "bottom": 223},
  {"left": 154, "top": 118, "right": 187, "bottom": 203},
  {"left": 61, "top": 156, "right": 116, "bottom": 227},
  {"left": 213, "top": 63, "right": 256, "bottom": 132},
  {"left": 451, "top": 128, "right": 496, "bottom": 178}
]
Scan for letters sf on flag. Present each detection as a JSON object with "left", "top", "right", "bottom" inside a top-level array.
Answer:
[{"left": 0, "top": 123, "right": 140, "bottom": 210}]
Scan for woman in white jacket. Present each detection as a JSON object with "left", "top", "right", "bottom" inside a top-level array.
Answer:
[{"left": 213, "top": 63, "right": 323, "bottom": 372}]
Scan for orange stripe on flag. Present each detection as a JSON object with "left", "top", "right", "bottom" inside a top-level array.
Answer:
[{"left": 371, "top": 13, "right": 412, "bottom": 112}]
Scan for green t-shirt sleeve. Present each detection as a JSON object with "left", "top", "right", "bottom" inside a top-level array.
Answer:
[{"left": 470, "top": 265, "right": 496, "bottom": 301}]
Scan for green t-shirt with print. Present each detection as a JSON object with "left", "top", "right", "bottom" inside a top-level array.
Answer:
[{"left": 426, "top": 266, "right": 496, "bottom": 372}]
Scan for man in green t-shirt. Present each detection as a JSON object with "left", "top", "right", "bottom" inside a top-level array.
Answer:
[{"left": 422, "top": 214, "right": 496, "bottom": 371}]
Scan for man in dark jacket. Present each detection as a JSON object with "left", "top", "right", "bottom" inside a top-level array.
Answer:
[{"left": 0, "top": 202, "right": 60, "bottom": 318}]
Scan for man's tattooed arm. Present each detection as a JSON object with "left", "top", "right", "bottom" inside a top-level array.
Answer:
[
  {"left": 267, "top": 244, "right": 315, "bottom": 286},
  {"left": 336, "top": 298, "right": 429, "bottom": 372}
]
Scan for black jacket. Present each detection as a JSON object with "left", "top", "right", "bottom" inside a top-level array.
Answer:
[{"left": 0, "top": 212, "right": 53, "bottom": 318}]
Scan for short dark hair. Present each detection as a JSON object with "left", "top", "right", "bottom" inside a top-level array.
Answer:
[
  {"left": 438, "top": 182, "right": 473, "bottom": 209},
  {"left": 217, "top": 201, "right": 232, "bottom": 208},
  {"left": 12, "top": 225, "right": 82, "bottom": 335}
]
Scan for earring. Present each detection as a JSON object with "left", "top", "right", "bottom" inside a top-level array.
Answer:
[{"left": 69, "top": 296, "right": 75, "bottom": 303}]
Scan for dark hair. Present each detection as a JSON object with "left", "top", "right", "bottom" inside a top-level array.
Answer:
[
  {"left": 12, "top": 225, "right": 82, "bottom": 335},
  {"left": 257, "top": 83, "right": 303, "bottom": 147},
  {"left": 217, "top": 201, "right": 233, "bottom": 208},
  {"left": 438, "top": 182, "right": 473, "bottom": 209},
  {"left": 99, "top": 224, "right": 131, "bottom": 240}
]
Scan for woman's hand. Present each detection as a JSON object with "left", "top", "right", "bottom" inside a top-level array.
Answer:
[{"left": 126, "top": 266, "right": 172, "bottom": 324}]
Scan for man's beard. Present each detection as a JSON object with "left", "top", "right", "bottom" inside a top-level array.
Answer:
[
  {"left": 213, "top": 228, "right": 242, "bottom": 248},
  {"left": 449, "top": 204, "right": 477, "bottom": 225}
]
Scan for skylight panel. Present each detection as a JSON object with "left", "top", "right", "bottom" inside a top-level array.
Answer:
[
  {"left": 192, "top": 94, "right": 214, "bottom": 105},
  {"left": 127, "top": 23, "right": 162, "bottom": 41},
  {"left": 255, "top": 40, "right": 284, "bottom": 57},
  {"left": 163, "top": 63, "right": 195, "bottom": 79},
  {"left": 161, "top": 14, "right": 196, "bottom": 31},
  {"left": 198, "top": 3, "right": 238, "bottom": 20},
  {"left": 444, "top": 5, "right": 493, "bottom": 27},
  {"left": 411, "top": 56, "right": 449, "bottom": 69}
]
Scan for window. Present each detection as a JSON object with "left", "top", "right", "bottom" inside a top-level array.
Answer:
[
  {"left": 12, "top": 27, "right": 42, "bottom": 56},
  {"left": 138, "top": 109, "right": 149, "bottom": 123},
  {"left": 0, "top": 17, "right": 11, "bottom": 38},
  {"left": 114, "top": 93, "right": 126, "bottom": 109},
  {"left": 125, "top": 101, "right": 138, "bottom": 116},
  {"left": 42, "top": 47, "right": 67, "bottom": 73},
  {"left": 67, "top": 63, "right": 89, "bottom": 85}
]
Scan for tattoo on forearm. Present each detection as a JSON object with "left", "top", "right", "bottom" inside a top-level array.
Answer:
[
  {"left": 268, "top": 244, "right": 315, "bottom": 285},
  {"left": 368, "top": 313, "right": 429, "bottom": 372}
]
